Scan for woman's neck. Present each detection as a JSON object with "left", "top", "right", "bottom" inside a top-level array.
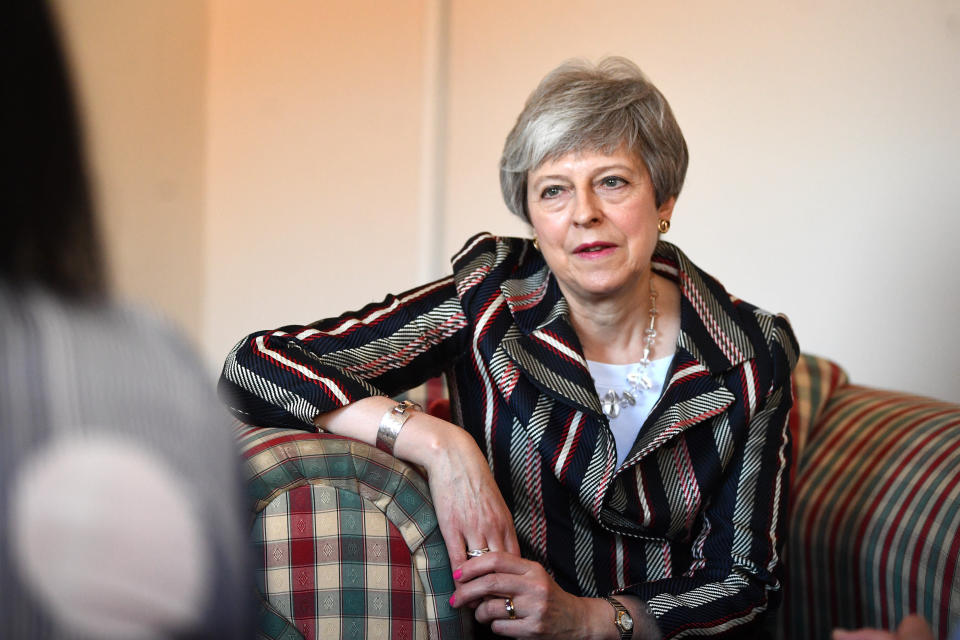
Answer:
[{"left": 566, "top": 272, "right": 681, "bottom": 365}]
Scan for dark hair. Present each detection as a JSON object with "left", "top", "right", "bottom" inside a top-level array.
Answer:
[{"left": 2, "top": 1, "right": 106, "bottom": 300}]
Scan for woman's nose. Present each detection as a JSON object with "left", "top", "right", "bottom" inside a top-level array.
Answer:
[{"left": 572, "top": 192, "right": 602, "bottom": 227}]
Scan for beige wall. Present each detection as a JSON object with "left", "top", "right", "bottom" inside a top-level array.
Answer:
[
  {"left": 203, "top": 0, "right": 431, "bottom": 374},
  {"left": 54, "top": 0, "right": 208, "bottom": 348},
  {"left": 56, "top": 1, "right": 960, "bottom": 400}
]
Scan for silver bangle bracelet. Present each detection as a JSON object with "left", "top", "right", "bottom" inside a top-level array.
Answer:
[{"left": 375, "top": 400, "right": 422, "bottom": 454}]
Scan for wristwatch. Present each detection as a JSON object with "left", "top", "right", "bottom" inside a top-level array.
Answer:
[
  {"left": 603, "top": 596, "right": 634, "bottom": 640},
  {"left": 376, "top": 399, "right": 422, "bottom": 453}
]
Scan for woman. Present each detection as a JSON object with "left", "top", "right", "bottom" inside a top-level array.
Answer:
[
  {"left": 220, "top": 57, "right": 798, "bottom": 639},
  {"left": 1, "top": 3, "right": 252, "bottom": 637}
]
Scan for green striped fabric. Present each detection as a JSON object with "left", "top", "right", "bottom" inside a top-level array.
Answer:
[{"left": 784, "top": 359, "right": 960, "bottom": 639}]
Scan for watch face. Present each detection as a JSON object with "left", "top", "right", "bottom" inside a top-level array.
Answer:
[{"left": 618, "top": 611, "right": 634, "bottom": 631}]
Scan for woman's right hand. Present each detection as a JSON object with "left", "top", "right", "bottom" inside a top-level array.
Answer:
[
  {"left": 316, "top": 397, "right": 520, "bottom": 576},
  {"left": 412, "top": 420, "right": 520, "bottom": 576}
]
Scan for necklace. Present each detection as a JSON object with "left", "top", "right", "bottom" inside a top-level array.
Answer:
[{"left": 600, "top": 280, "right": 659, "bottom": 420}]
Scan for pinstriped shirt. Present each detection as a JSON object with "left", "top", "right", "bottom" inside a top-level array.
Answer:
[
  {"left": 1, "top": 284, "right": 253, "bottom": 639},
  {"left": 219, "top": 233, "right": 799, "bottom": 638}
]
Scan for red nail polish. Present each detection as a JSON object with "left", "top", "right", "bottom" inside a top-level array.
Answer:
[
  {"left": 453, "top": 569, "right": 462, "bottom": 580},
  {"left": 449, "top": 594, "right": 456, "bottom": 606}
]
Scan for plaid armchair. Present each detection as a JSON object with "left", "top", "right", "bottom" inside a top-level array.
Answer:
[{"left": 236, "top": 425, "right": 471, "bottom": 639}]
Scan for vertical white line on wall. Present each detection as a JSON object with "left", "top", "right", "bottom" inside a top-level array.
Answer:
[{"left": 418, "top": 0, "right": 450, "bottom": 282}]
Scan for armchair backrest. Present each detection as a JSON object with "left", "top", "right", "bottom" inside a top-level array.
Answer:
[{"left": 784, "top": 354, "right": 960, "bottom": 639}]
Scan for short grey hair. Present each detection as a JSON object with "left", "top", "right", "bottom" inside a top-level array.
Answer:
[{"left": 499, "top": 57, "right": 689, "bottom": 221}]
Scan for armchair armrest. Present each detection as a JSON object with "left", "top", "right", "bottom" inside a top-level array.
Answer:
[{"left": 236, "top": 425, "right": 471, "bottom": 639}]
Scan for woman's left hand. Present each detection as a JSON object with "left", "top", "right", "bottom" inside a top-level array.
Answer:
[{"left": 450, "top": 552, "right": 604, "bottom": 639}]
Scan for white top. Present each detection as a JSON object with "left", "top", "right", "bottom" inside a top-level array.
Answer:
[{"left": 587, "top": 355, "right": 673, "bottom": 469}]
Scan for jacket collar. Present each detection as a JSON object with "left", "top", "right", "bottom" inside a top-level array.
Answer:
[
  {"left": 500, "top": 240, "right": 755, "bottom": 393},
  {"left": 651, "top": 241, "right": 756, "bottom": 373},
  {"left": 500, "top": 261, "right": 604, "bottom": 416}
]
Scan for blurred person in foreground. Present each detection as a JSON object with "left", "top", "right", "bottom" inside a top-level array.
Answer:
[
  {"left": 1, "top": 3, "right": 252, "bottom": 638},
  {"left": 219, "top": 58, "right": 798, "bottom": 638}
]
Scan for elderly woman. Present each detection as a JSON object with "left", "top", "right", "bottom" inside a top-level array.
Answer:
[{"left": 220, "top": 57, "right": 798, "bottom": 639}]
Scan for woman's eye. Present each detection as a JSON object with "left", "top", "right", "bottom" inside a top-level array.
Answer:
[
  {"left": 600, "top": 176, "right": 626, "bottom": 188},
  {"left": 541, "top": 186, "right": 563, "bottom": 199}
]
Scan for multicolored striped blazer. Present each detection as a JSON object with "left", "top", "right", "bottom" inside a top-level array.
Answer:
[{"left": 219, "top": 233, "right": 799, "bottom": 638}]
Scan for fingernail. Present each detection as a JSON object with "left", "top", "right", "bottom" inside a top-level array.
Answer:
[
  {"left": 449, "top": 594, "right": 456, "bottom": 606},
  {"left": 453, "top": 569, "right": 462, "bottom": 580}
]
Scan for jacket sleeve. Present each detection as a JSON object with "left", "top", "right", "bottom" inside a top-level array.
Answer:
[
  {"left": 218, "top": 276, "right": 470, "bottom": 430},
  {"left": 620, "top": 313, "right": 799, "bottom": 638}
]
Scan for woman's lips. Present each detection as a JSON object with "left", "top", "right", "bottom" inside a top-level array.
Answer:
[{"left": 573, "top": 242, "right": 616, "bottom": 257}]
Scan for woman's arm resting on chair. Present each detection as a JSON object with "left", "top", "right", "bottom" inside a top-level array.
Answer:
[{"left": 317, "top": 397, "right": 521, "bottom": 575}]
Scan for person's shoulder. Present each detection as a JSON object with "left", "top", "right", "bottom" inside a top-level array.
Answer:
[
  {"left": 712, "top": 284, "right": 800, "bottom": 389},
  {"left": 730, "top": 294, "right": 798, "bottom": 369},
  {"left": 1, "top": 282, "right": 214, "bottom": 400},
  {"left": 657, "top": 243, "right": 799, "bottom": 376},
  {"left": 451, "top": 232, "right": 530, "bottom": 268}
]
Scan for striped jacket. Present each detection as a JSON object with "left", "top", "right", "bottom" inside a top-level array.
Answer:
[{"left": 219, "top": 233, "right": 799, "bottom": 638}]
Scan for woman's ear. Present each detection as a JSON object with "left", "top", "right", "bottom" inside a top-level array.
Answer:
[{"left": 658, "top": 196, "right": 677, "bottom": 221}]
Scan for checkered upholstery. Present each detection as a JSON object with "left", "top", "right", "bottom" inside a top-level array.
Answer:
[
  {"left": 237, "top": 425, "right": 470, "bottom": 640},
  {"left": 782, "top": 354, "right": 960, "bottom": 639}
]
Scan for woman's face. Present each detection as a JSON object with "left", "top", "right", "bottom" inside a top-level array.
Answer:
[{"left": 526, "top": 146, "right": 675, "bottom": 308}]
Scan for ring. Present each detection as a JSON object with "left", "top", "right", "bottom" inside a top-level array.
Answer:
[
  {"left": 466, "top": 547, "right": 490, "bottom": 557},
  {"left": 505, "top": 597, "right": 518, "bottom": 620}
]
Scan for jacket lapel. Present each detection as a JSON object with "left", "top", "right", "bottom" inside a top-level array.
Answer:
[
  {"left": 623, "top": 352, "right": 734, "bottom": 465},
  {"left": 614, "top": 243, "right": 755, "bottom": 469},
  {"left": 499, "top": 265, "right": 604, "bottom": 417}
]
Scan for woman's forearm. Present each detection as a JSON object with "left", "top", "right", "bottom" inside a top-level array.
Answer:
[{"left": 314, "top": 396, "right": 472, "bottom": 471}]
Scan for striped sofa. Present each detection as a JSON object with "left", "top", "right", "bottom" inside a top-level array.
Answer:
[
  {"left": 783, "top": 354, "right": 960, "bottom": 639},
  {"left": 236, "top": 355, "right": 960, "bottom": 639}
]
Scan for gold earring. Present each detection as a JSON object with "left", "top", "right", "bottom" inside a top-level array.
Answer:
[
  {"left": 532, "top": 236, "right": 540, "bottom": 251},
  {"left": 658, "top": 219, "right": 671, "bottom": 234}
]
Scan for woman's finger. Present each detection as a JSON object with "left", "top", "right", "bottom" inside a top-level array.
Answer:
[
  {"left": 479, "top": 513, "right": 519, "bottom": 555},
  {"left": 474, "top": 594, "right": 524, "bottom": 624},
  {"left": 454, "top": 573, "right": 526, "bottom": 610},
  {"left": 460, "top": 551, "right": 528, "bottom": 581},
  {"left": 462, "top": 527, "right": 490, "bottom": 559},
  {"left": 468, "top": 485, "right": 512, "bottom": 544},
  {"left": 461, "top": 519, "right": 491, "bottom": 568},
  {"left": 437, "top": 519, "right": 468, "bottom": 578},
  {"left": 451, "top": 554, "right": 530, "bottom": 608},
  {"left": 503, "top": 525, "right": 521, "bottom": 556},
  {"left": 479, "top": 530, "right": 508, "bottom": 555}
]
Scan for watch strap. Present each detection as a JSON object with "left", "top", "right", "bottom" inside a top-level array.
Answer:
[{"left": 603, "top": 596, "right": 634, "bottom": 640}]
